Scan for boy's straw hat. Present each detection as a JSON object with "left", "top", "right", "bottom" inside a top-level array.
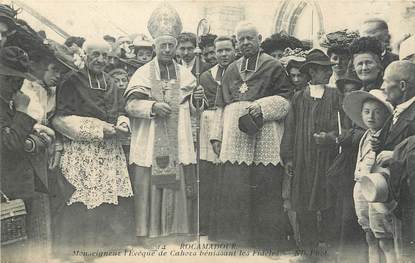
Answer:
[
  {"left": 343, "top": 89, "right": 393, "bottom": 129},
  {"left": 360, "top": 171, "right": 397, "bottom": 213}
]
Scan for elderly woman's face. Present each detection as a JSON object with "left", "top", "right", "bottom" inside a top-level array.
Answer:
[
  {"left": 86, "top": 47, "right": 109, "bottom": 74},
  {"left": 353, "top": 53, "right": 381, "bottom": 83},
  {"left": 155, "top": 37, "right": 177, "bottom": 63}
]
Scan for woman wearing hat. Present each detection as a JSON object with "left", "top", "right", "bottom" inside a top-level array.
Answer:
[
  {"left": 260, "top": 32, "right": 303, "bottom": 60},
  {"left": 279, "top": 48, "right": 309, "bottom": 95},
  {"left": 280, "top": 49, "right": 343, "bottom": 253},
  {"left": 320, "top": 29, "right": 359, "bottom": 88},
  {"left": 343, "top": 90, "right": 397, "bottom": 263},
  {"left": 350, "top": 37, "right": 385, "bottom": 92},
  {"left": 0, "top": 46, "right": 55, "bottom": 262}
]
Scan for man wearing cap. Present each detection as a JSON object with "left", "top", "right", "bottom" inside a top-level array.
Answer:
[
  {"left": 0, "top": 46, "right": 54, "bottom": 262},
  {"left": 209, "top": 21, "right": 292, "bottom": 248},
  {"left": 374, "top": 61, "right": 415, "bottom": 262},
  {"left": 197, "top": 35, "right": 235, "bottom": 236},
  {"left": 124, "top": 4, "right": 206, "bottom": 240},
  {"left": 280, "top": 49, "right": 342, "bottom": 251}
]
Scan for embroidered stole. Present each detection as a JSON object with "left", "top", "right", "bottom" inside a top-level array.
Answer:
[{"left": 149, "top": 61, "right": 181, "bottom": 189}]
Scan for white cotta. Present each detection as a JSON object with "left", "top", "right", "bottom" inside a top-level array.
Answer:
[
  {"left": 200, "top": 108, "right": 222, "bottom": 163},
  {"left": 125, "top": 59, "right": 198, "bottom": 167},
  {"left": 53, "top": 115, "right": 133, "bottom": 209},
  {"left": 216, "top": 95, "right": 290, "bottom": 166}
]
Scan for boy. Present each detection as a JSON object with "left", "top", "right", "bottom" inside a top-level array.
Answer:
[
  {"left": 132, "top": 34, "right": 154, "bottom": 67},
  {"left": 343, "top": 90, "right": 396, "bottom": 263}
]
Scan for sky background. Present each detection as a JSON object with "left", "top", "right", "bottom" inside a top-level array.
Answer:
[{"left": 2, "top": 0, "right": 414, "bottom": 49}]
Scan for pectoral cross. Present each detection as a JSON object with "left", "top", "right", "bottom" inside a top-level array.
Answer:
[{"left": 239, "top": 82, "right": 249, "bottom": 94}]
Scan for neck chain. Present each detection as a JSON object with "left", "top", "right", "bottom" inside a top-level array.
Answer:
[
  {"left": 87, "top": 69, "right": 107, "bottom": 91},
  {"left": 239, "top": 51, "right": 261, "bottom": 77}
]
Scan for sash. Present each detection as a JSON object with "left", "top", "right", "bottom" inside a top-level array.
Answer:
[{"left": 149, "top": 61, "right": 181, "bottom": 189}]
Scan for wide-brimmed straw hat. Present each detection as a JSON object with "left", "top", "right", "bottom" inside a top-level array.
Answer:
[
  {"left": 0, "top": 46, "right": 37, "bottom": 81},
  {"left": 343, "top": 89, "right": 393, "bottom": 129},
  {"left": 299, "top": 49, "right": 335, "bottom": 74},
  {"left": 360, "top": 171, "right": 398, "bottom": 213}
]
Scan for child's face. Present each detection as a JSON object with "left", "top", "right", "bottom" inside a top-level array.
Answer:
[
  {"left": 361, "top": 99, "right": 389, "bottom": 131},
  {"left": 136, "top": 47, "right": 153, "bottom": 64},
  {"left": 112, "top": 73, "right": 128, "bottom": 90}
]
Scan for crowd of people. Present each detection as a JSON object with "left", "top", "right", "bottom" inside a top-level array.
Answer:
[{"left": 1, "top": 3, "right": 415, "bottom": 263}]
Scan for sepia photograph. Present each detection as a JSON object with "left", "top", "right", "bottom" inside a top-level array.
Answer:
[{"left": 0, "top": 0, "right": 414, "bottom": 262}]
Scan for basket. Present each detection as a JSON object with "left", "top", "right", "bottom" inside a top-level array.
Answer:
[{"left": 1, "top": 191, "right": 28, "bottom": 246}]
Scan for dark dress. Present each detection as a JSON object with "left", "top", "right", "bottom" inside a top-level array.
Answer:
[{"left": 1, "top": 96, "right": 51, "bottom": 262}]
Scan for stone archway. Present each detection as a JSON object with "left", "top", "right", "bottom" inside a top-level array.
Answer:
[{"left": 273, "top": 0, "right": 325, "bottom": 46}]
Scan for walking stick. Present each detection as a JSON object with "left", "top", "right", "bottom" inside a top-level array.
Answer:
[{"left": 195, "top": 18, "right": 210, "bottom": 246}]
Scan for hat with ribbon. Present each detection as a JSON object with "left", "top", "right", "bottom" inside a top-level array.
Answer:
[
  {"left": 299, "top": 49, "right": 335, "bottom": 74},
  {"left": 279, "top": 47, "right": 307, "bottom": 67}
]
